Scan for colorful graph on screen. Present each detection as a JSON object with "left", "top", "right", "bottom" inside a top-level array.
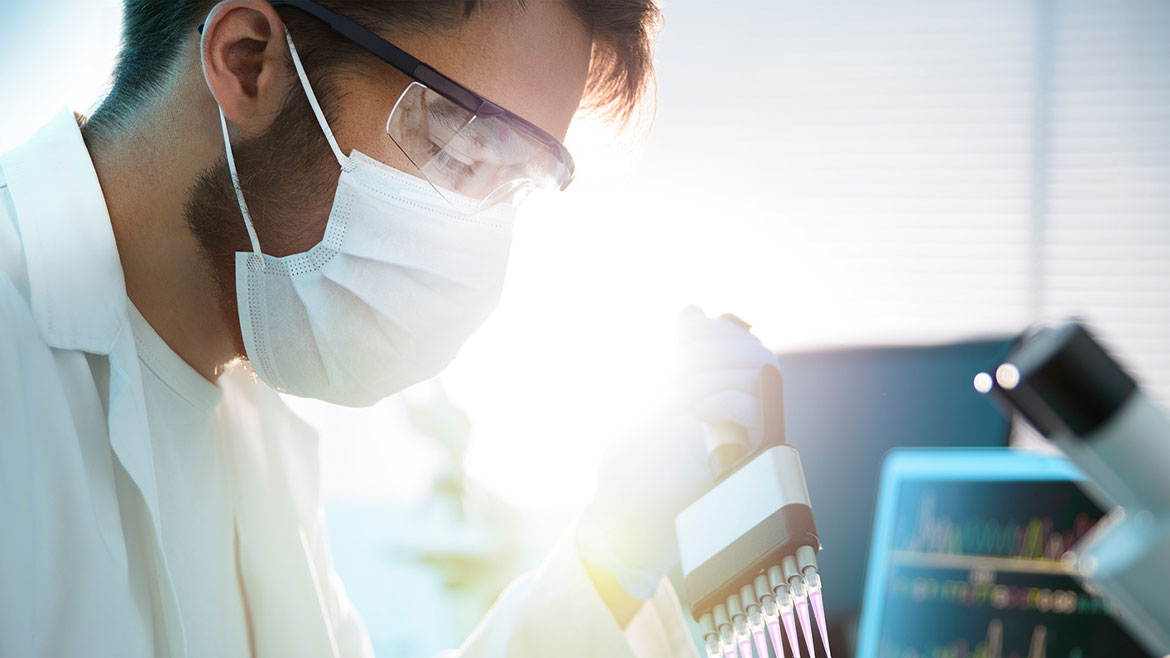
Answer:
[
  {"left": 882, "top": 619, "right": 1090, "bottom": 658},
  {"left": 875, "top": 480, "right": 1149, "bottom": 657},
  {"left": 904, "top": 492, "right": 1094, "bottom": 559}
]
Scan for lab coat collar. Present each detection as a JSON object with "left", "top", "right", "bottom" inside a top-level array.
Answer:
[{"left": 0, "top": 107, "right": 127, "bottom": 354}]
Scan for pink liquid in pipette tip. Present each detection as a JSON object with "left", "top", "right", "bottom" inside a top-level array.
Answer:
[
  {"left": 782, "top": 610, "right": 802, "bottom": 658},
  {"left": 766, "top": 621, "right": 786, "bottom": 658},
  {"left": 809, "top": 590, "right": 833, "bottom": 658},
  {"left": 754, "top": 630, "right": 770, "bottom": 658},
  {"left": 739, "top": 638, "right": 753, "bottom": 658},
  {"left": 795, "top": 600, "right": 816, "bottom": 658},
  {"left": 724, "top": 645, "right": 739, "bottom": 658}
]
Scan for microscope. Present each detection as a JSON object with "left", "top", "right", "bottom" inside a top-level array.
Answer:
[
  {"left": 675, "top": 364, "right": 832, "bottom": 658},
  {"left": 975, "top": 321, "right": 1170, "bottom": 655}
]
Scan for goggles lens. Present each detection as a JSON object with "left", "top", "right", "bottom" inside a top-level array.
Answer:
[{"left": 387, "top": 82, "right": 573, "bottom": 212}]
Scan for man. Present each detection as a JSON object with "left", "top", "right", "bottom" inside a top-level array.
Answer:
[{"left": 0, "top": 0, "right": 778, "bottom": 656}]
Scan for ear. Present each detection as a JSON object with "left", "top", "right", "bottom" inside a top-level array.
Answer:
[{"left": 200, "top": 0, "right": 292, "bottom": 135}]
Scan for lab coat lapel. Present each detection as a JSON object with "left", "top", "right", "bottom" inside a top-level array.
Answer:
[{"left": 107, "top": 328, "right": 188, "bottom": 657}]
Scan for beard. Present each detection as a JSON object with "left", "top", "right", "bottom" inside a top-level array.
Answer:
[{"left": 183, "top": 91, "right": 340, "bottom": 359}]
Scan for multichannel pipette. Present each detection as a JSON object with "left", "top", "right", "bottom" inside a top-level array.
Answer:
[{"left": 678, "top": 363, "right": 833, "bottom": 658}]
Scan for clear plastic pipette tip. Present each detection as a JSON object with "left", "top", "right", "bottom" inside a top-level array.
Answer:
[
  {"left": 782, "top": 609, "right": 801, "bottom": 658},
  {"left": 795, "top": 599, "right": 815, "bottom": 658},
  {"left": 753, "top": 627, "right": 769, "bottom": 658},
  {"left": 789, "top": 579, "right": 816, "bottom": 658},
  {"left": 805, "top": 571, "right": 833, "bottom": 658},
  {"left": 761, "top": 597, "right": 786, "bottom": 658},
  {"left": 775, "top": 590, "right": 802, "bottom": 658},
  {"left": 734, "top": 617, "right": 752, "bottom": 658},
  {"left": 720, "top": 628, "right": 739, "bottom": 658},
  {"left": 747, "top": 608, "right": 768, "bottom": 658},
  {"left": 705, "top": 636, "right": 722, "bottom": 658},
  {"left": 765, "top": 618, "right": 786, "bottom": 658}
]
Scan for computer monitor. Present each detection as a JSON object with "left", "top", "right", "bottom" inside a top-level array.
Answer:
[
  {"left": 776, "top": 338, "right": 1015, "bottom": 634},
  {"left": 857, "top": 449, "right": 1150, "bottom": 658}
]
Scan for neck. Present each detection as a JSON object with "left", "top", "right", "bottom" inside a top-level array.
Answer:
[{"left": 86, "top": 104, "right": 239, "bottom": 382}]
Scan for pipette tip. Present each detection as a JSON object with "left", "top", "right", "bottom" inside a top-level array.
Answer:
[
  {"left": 753, "top": 629, "right": 770, "bottom": 658},
  {"left": 809, "top": 590, "right": 833, "bottom": 658},
  {"left": 795, "top": 599, "right": 816, "bottom": 658},
  {"left": 738, "top": 638, "right": 753, "bottom": 658},
  {"left": 782, "top": 610, "right": 802, "bottom": 658},
  {"left": 766, "top": 620, "right": 786, "bottom": 658}
]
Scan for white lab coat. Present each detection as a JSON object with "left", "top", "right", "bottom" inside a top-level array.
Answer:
[{"left": 0, "top": 109, "right": 699, "bottom": 658}]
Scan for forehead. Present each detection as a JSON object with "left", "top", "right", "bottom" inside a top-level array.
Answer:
[{"left": 381, "top": 1, "right": 593, "bottom": 141}]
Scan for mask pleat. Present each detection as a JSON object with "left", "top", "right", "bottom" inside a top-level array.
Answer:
[
  {"left": 286, "top": 271, "right": 413, "bottom": 406},
  {"left": 317, "top": 255, "right": 479, "bottom": 351}
]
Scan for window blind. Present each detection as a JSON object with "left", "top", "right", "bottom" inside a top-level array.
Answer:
[
  {"left": 1043, "top": 0, "right": 1170, "bottom": 403},
  {"left": 626, "top": 0, "right": 1170, "bottom": 405}
]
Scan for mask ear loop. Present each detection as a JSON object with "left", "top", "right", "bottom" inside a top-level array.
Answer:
[
  {"left": 209, "top": 28, "right": 349, "bottom": 260},
  {"left": 218, "top": 107, "right": 265, "bottom": 257},
  {"left": 201, "top": 2, "right": 265, "bottom": 258},
  {"left": 284, "top": 31, "right": 352, "bottom": 172}
]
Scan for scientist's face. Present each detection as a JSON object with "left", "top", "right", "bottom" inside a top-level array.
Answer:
[{"left": 185, "top": 0, "right": 592, "bottom": 353}]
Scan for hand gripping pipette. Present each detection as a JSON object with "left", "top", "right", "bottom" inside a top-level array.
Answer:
[{"left": 676, "top": 360, "right": 832, "bottom": 658}]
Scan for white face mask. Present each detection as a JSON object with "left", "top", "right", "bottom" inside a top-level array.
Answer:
[{"left": 217, "top": 32, "right": 515, "bottom": 407}]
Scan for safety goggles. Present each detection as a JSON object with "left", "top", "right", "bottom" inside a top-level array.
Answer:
[{"left": 269, "top": 0, "right": 576, "bottom": 211}]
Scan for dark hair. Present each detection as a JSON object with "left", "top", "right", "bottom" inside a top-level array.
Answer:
[{"left": 83, "top": 0, "right": 661, "bottom": 139}]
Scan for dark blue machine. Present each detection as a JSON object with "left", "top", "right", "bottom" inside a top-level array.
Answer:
[{"left": 774, "top": 337, "right": 1015, "bottom": 655}]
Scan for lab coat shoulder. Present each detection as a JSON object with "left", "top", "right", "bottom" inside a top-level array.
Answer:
[
  {"left": 0, "top": 170, "right": 64, "bottom": 449},
  {"left": 0, "top": 177, "right": 154, "bottom": 657},
  {"left": 0, "top": 255, "right": 40, "bottom": 431},
  {"left": 0, "top": 168, "right": 86, "bottom": 469},
  {"left": 0, "top": 260, "right": 42, "bottom": 657},
  {"left": 0, "top": 187, "right": 38, "bottom": 432}
]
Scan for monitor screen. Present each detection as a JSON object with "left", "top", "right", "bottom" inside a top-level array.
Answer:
[
  {"left": 777, "top": 337, "right": 1015, "bottom": 629},
  {"left": 872, "top": 478, "right": 1150, "bottom": 657}
]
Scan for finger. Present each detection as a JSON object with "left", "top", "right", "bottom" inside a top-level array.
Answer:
[
  {"left": 676, "top": 335, "right": 779, "bottom": 373},
  {"left": 667, "top": 367, "right": 760, "bottom": 412},
  {"left": 716, "top": 313, "right": 752, "bottom": 330},
  {"left": 675, "top": 317, "right": 769, "bottom": 350},
  {"left": 674, "top": 308, "right": 754, "bottom": 343},
  {"left": 689, "top": 389, "right": 762, "bottom": 432},
  {"left": 675, "top": 305, "right": 708, "bottom": 325}
]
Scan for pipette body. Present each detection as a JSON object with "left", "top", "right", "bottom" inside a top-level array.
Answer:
[{"left": 676, "top": 364, "right": 834, "bottom": 658}]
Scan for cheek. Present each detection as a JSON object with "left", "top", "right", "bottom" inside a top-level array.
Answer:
[
  {"left": 247, "top": 152, "right": 342, "bottom": 257},
  {"left": 333, "top": 92, "right": 422, "bottom": 178}
]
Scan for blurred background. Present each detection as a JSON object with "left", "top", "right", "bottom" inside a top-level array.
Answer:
[{"left": 2, "top": 0, "right": 1168, "bottom": 656}]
